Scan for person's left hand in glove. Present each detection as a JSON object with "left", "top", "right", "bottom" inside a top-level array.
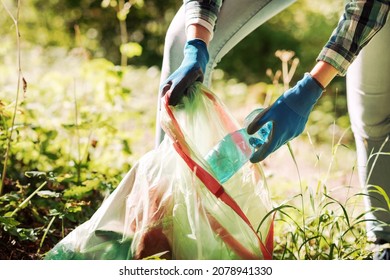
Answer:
[
  {"left": 161, "top": 25, "right": 211, "bottom": 106},
  {"left": 247, "top": 61, "right": 339, "bottom": 163}
]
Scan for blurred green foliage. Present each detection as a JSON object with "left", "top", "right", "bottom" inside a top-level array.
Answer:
[
  {"left": 0, "top": 0, "right": 180, "bottom": 66},
  {"left": 1, "top": 0, "right": 344, "bottom": 86},
  {"left": 0, "top": 41, "right": 159, "bottom": 258}
]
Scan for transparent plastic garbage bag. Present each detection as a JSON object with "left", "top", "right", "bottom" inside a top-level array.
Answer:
[{"left": 45, "top": 82, "right": 274, "bottom": 260}]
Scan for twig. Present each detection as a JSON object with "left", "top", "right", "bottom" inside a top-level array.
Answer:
[
  {"left": 118, "top": 0, "right": 129, "bottom": 67},
  {"left": 73, "top": 79, "right": 81, "bottom": 185},
  {"left": 1, "top": 0, "right": 26, "bottom": 195},
  {"left": 38, "top": 215, "right": 56, "bottom": 254}
]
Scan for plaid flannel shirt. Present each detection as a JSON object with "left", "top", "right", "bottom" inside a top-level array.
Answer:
[
  {"left": 317, "top": 0, "right": 390, "bottom": 75},
  {"left": 184, "top": 0, "right": 389, "bottom": 76},
  {"left": 184, "top": 0, "right": 223, "bottom": 36}
]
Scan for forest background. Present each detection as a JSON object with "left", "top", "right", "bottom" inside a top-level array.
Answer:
[{"left": 1, "top": 0, "right": 370, "bottom": 260}]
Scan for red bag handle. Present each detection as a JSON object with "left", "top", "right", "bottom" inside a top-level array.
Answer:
[{"left": 162, "top": 87, "right": 273, "bottom": 260}]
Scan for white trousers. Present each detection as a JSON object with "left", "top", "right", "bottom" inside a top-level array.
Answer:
[
  {"left": 346, "top": 17, "right": 390, "bottom": 243},
  {"left": 155, "top": 0, "right": 296, "bottom": 146}
]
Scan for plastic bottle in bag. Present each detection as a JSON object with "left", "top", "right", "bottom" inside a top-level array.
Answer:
[{"left": 205, "top": 108, "right": 272, "bottom": 183}]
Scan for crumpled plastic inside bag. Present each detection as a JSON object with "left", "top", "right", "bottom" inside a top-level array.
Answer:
[{"left": 45, "top": 82, "right": 274, "bottom": 260}]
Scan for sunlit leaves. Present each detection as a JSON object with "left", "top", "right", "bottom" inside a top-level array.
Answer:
[{"left": 120, "top": 42, "right": 142, "bottom": 58}]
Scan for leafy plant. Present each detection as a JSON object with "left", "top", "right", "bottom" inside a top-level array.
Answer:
[{"left": 0, "top": 42, "right": 159, "bottom": 259}]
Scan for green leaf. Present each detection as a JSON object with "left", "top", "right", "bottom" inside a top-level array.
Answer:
[
  {"left": 117, "top": 9, "right": 129, "bottom": 21},
  {"left": 37, "top": 190, "right": 61, "bottom": 198},
  {"left": 64, "top": 203, "right": 82, "bottom": 213},
  {"left": 101, "top": 0, "right": 111, "bottom": 8},
  {"left": 14, "top": 228, "right": 38, "bottom": 242},
  {"left": 120, "top": 42, "right": 142, "bottom": 58},
  {"left": 133, "top": 0, "right": 144, "bottom": 8},
  {"left": 25, "top": 171, "right": 47, "bottom": 179},
  {"left": 63, "top": 180, "right": 99, "bottom": 199},
  {"left": 63, "top": 185, "right": 93, "bottom": 199},
  {"left": 0, "top": 216, "right": 21, "bottom": 228},
  {"left": 369, "top": 185, "right": 390, "bottom": 210}
]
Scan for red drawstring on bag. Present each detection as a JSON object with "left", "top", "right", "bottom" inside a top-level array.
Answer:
[{"left": 162, "top": 89, "right": 274, "bottom": 260}]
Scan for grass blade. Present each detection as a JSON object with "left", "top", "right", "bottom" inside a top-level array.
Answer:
[{"left": 10, "top": 181, "right": 47, "bottom": 217}]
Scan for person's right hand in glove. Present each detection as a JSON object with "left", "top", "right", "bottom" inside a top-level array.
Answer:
[
  {"left": 160, "top": 25, "right": 211, "bottom": 106},
  {"left": 246, "top": 61, "right": 339, "bottom": 163},
  {"left": 247, "top": 73, "right": 324, "bottom": 163}
]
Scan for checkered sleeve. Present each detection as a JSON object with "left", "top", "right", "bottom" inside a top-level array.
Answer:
[
  {"left": 184, "top": 0, "right": 223, "bottom": 38},
  {"left": 317, "top": 0, "right": 390, "bottom": 76}
]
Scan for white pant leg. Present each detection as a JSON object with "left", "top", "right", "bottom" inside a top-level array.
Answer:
[
  {"left": 155, "top": 0, "right": 296, "bottom": 147},
  {"left": 346, "top": 17, "right": 390, "bottom": 242}
]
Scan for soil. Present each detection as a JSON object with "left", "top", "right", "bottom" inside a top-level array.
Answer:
[{"left": 0, "top": 232, "right": 44, "bottom": 260}]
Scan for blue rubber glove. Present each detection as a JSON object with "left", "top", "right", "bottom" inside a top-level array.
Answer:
[
  {"left": 161, "top": 39, "right": 209, "bottom": 106},
  {"left": 247, "top": 73, "right": 324, "bottom": 163}
]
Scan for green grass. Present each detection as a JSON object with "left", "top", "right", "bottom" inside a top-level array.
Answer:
[{"left": 266, "top": 141, "right": 372, "bottom": 260}]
